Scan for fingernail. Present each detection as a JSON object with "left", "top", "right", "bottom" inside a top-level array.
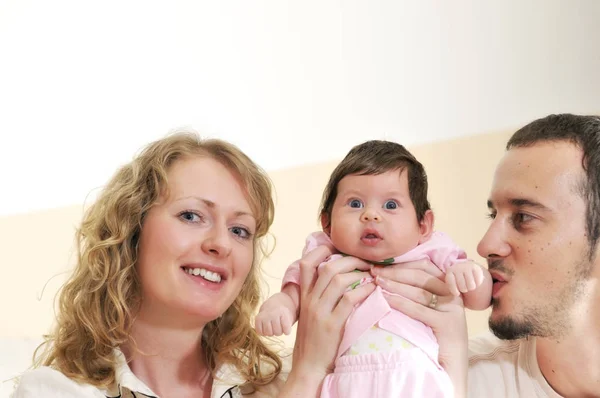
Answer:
[{"left": 376, "top": 276, "right": 387, "bottom": 286}]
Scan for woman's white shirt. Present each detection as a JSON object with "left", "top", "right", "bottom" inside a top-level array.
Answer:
[{"left": 10, "top": 350, "right": 256, "bottom": 398}]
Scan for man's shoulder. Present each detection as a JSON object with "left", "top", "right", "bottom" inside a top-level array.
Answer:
[
  {"left": 467, "top": 333, "right": 547, "bottom": 397},
  {"left": 468, "top": 331, "right": 524, "bottom": 365},
  {"left": 468, "top": 333, "right": 523, "bottom": 397}
]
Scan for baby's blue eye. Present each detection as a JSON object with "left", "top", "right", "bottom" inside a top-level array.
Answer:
[
  {"left": 349, "top": 199, "right": 363, "bottom": 208},
  {"left": 384, "top": 200, "right": 398, "bottom": 210}
]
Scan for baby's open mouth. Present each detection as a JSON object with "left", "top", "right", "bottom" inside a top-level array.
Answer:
[{"left": 361, "top": 229, "right": 383, "bottom": 245}]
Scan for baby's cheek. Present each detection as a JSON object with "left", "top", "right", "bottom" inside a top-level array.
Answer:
[{"left": 329, "top": 226, "right": 349, "bottom": 249}]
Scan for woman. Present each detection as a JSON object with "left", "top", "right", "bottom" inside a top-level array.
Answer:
[{"left": 12, "top": 131, "right": 467, "bottom": 397}]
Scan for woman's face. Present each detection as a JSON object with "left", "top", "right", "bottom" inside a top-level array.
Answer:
[{"left": 136, "top": 155, "right": 256, "bottom": 325}]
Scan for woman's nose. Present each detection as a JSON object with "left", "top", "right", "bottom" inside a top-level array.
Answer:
[{"left": 200, "top": 226, "right": 232, "bottom": 258}]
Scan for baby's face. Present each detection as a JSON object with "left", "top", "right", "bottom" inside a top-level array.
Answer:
[{"left": 327, "top": 169, "right": 426, "bottom": 262}]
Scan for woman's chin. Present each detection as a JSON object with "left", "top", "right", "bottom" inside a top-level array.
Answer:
[{"left": 182, "top": 307, "right": 224, "bottom": 324}]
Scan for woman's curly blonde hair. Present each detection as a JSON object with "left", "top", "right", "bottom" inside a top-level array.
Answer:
[{"left": 34, "top": 131, "right": 281, "bottom": 388}]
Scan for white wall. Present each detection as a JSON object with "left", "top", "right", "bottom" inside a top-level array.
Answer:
[
  {"left": 1, "top": 0, "right": 599, "bottom": 216},
  {"left": 1, "top": 2, "right": 600, "bottom": 396}
]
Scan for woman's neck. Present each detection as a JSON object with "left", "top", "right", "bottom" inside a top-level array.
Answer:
[{"left": 122, "top": 305, "right": 213, "bottom": 397}]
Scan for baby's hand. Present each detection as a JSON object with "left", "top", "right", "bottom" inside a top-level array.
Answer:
[
  {"left": 445, "top": 261, "right": 485, "bottom": 297},
  {"left": 255, "top": 292, "right": 298, "bottom": 336}
]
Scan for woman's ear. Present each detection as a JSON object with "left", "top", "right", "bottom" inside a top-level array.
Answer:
[
  {"left": 320, "top": 213, "right": 331, "bottom": 235},
  {"left": 418, "top": 210, "right": 434, "bottom": 243}
]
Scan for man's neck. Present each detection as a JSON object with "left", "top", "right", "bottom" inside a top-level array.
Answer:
[{"left": 536, "top": 296, "right": 600, "bottom": 397}]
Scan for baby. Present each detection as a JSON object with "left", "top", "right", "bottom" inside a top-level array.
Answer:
[{"left": 256, "top": 140, "right": 492, "bottom": 397}]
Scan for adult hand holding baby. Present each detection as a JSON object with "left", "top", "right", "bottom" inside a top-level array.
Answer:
[
  {"left": 281, "top": 244, "right": 375, "bottom": 398},
  {"left": 371, "top": 259, "right": 468, "bottom": 398}
]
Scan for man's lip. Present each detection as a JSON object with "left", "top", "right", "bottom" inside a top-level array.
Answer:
[
  {"left": 181, "top": 263, "right": 228, "bottom": 280},
  {"left": 492, "top": 281, "right": 505, "bottom": 298},
  {"left": 489, "top": 271, "right": 506, "bottom": 283}
]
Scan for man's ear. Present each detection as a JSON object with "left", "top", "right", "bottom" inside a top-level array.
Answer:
[
  {"left": 320, "top": 213, "right": 331, "bottom": 235},
  {"left": 418, "top": 210, "right": 434, "bottom": 243}
]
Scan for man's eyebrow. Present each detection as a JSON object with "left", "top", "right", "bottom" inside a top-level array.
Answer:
[
  {"left": 487, "top": 198, "right": 550, "bottom": 211},
  {"left": 509, "top": 198, "right": 550, "bottom": 210}
]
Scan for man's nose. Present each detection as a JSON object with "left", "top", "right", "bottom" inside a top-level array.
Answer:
[{"left": 477, "top": 217, "right": 511, "bottom": 260}]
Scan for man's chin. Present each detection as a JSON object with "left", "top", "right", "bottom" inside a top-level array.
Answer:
[{"left": 489, "top": 316, "right": 534, "bottom": 341}]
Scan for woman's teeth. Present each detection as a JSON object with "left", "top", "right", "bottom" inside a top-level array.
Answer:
[{"left": 185, "top": 267, "right": 222, "bottom": 283}]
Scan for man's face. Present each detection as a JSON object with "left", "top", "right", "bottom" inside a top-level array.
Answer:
[{"left": 477, "top": 141, "right": 596, "bottom": 340}]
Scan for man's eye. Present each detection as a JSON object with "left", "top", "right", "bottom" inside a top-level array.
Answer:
[
  {"left": 512, "top": 212, "right": 533, "bottom": 227},
  {"left": 349, "top": 199, "right": 363, "bottom": 208},
  {"left": 384, "top": 200, "right": 398, "bottom": 210}
]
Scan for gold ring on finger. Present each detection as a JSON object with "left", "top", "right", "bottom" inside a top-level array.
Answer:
[{"left": 428, "top": 293, "right": 438, "bottom": 309}]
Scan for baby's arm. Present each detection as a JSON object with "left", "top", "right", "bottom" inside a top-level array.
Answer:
[
  {"left": 256, "top": 231, "right": 334, "bottom": 336},
  {"left": 255, "top": 283, "right": 300, "bottom": 336},
  {"left": 445, "top": 261, "right": 492, "bottom": 310}
]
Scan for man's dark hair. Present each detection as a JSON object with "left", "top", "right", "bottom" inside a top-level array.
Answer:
[{"left": 508, "top": 113, "right": 600, "bottom": 250}]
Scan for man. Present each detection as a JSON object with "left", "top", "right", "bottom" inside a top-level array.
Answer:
[{"left": 468, "top": 114, "right": 600, "bottom": 397}]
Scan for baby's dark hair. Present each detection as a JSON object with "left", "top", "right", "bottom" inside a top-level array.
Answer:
[{"left": 319, "top": 140, "right": 431, "bottom": 228}]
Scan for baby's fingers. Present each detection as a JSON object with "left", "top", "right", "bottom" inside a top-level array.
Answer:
[
  {"left": 464, "top": 272, "right": 477, "bottom": 291},
  {"left": 271, "top": 319, "right": 283, "bottom": 336},
  {"left": 261, "top": 319, "right": 273, "bottom": 336},
  {"left": 281, "top": 314, "right": 293, "bottom": 335},
  {"left": 454, "top": 272, "right": 468, "bottom": 293},
  {"left": 445, "top": 272, "right": 461, "bottom": 297},
  {"left": 473, "top": 266, "right": 485, "bottom": 286}
]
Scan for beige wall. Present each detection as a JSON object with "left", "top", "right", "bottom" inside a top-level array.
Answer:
[
  {"left": 1, "top": 129, "right": 511, "bottom": 345},
  {"left": 264, "top": 130, "right": 511, "bottom": 346}
]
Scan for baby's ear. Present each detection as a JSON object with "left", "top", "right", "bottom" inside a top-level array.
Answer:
[
  {"left": 320, "top": 213, "right": 331, "bottom": 235},
  {"left": 418, "top": 210, "right": 434, "bottom": 243}
]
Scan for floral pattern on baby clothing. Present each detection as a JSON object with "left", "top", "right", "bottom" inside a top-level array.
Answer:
[{"left": 345, "top": 324, "right": 415, "bottom": 356}]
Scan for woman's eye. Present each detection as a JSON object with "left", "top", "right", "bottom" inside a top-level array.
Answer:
[
  {"left": 349, "top": 199, "right": 363, "bottom": 208},
  {"left": 179, "top": 211, "right": 202, "bottom": 223},
  {"left": 230, "top": 226, "right": 252, "bottom": 239},
  {"left": 384, "top": 200, "right": 398, "bottom": 210}
]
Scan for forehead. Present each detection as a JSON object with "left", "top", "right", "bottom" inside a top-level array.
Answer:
[
  {"left": 490, "top": 141, "right": 584, "bottom": 208},
  {"left": 167, "top": 156, "right": 253, "bottom": 213},
  {"left": 338, "top": 169, "right": 408, "bottom": 193}
]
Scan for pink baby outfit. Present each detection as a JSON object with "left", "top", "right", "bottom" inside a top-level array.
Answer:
[{"left": 282, "top": 231, "right": 467, "bottom": 398}]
